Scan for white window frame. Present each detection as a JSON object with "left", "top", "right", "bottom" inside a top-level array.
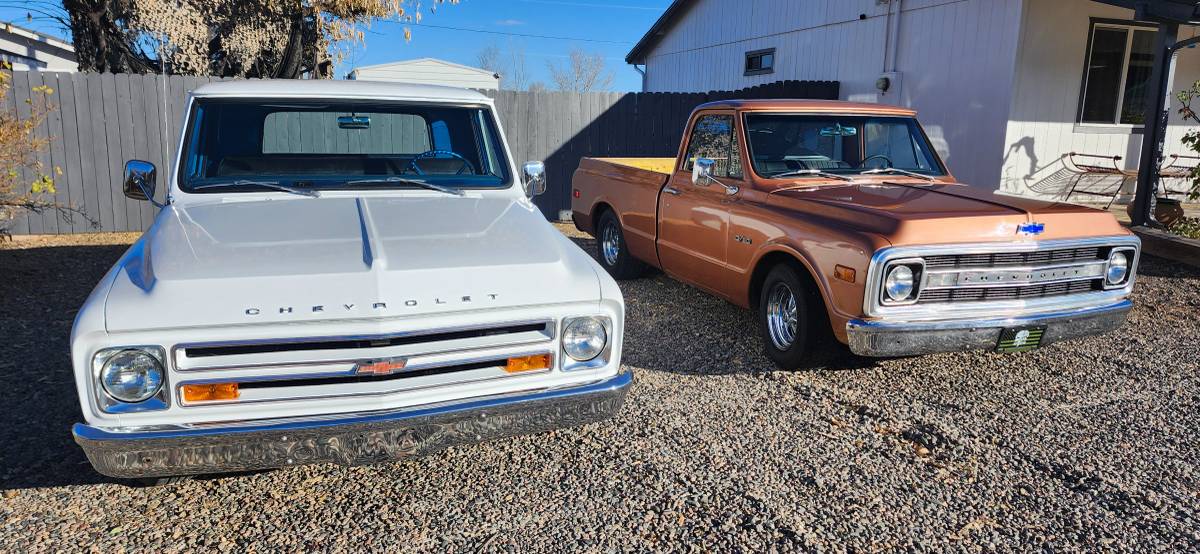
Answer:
[{"left": 1077, "top": 20, "right": 1158, "bottom": 129}]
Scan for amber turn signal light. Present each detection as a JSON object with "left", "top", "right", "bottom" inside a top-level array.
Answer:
[
  {"left": 506, "top": 354, "right": 552, "bottom": 373},
  {"left": 834, "top": 265, "right": 856, "bottom": 283},
  {"left": 182, "top": 383, "right": 240, "bottom": 402}
]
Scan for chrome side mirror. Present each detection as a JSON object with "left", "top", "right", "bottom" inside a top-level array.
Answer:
[
  {"left": 123, "top": 160, "right": 157, "bottom": 201},
  {"left": 523, "top": 161, "right": 547, "bottom": 198},
  {"left": 690, "top": 157, "right": 738, "bottom": 196},
  {"left": 691, "top": 158, "right": 715, "bottom": 186}
]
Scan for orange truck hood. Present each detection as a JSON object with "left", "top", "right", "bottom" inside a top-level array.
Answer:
[{"left": 767, "top": 182, "right": 1127, "bottom": 245}]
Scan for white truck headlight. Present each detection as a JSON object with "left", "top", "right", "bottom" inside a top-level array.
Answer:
[
  {"left": 562, "top": 317, "right": 608, "bottom": 362},
  {"left": 1106, "top": 251, "right": 1129, "bottom": 285},
  {"left": 884, "top": 265, "right": 916, "bottom": 301},
  {"left": 99, "top": 348, "right": 165, "bottom": 403}
]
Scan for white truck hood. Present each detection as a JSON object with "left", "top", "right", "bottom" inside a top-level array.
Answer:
[{"left": 103, "top": 195, "right": 601, "bottom": 332}]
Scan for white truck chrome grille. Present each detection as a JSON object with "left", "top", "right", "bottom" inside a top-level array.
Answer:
[
  {"left": 174, "top": 321, "right": 554, "bottom": 372},
  {"left": 169, "top": 320, "right": 558, "bottom": 407}
]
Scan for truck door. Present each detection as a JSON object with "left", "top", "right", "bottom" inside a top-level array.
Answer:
[{"left": 657, "top": 112, "right": 743, "bottom": 291}]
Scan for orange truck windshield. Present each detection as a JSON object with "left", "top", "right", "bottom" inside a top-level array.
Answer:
[{"left": 743, "top": 114, "right": 946, "bottom": 178}]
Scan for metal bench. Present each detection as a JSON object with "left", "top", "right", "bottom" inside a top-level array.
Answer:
[
  {"left": 1062, "top": 152, "right": 1134, "bottom": 209},
  {"left": 1157, "top": 154, "right": 1199, "bottom": 196}
]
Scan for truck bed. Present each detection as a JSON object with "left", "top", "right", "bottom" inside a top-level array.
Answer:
[
  {"left": 583, "top": 157, "right": 676, "bottom": 174},
  {"left": 571, "top": 157, "right": 676, "bottom": 268}
]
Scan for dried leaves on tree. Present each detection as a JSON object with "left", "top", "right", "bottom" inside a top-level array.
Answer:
[
  {"left": 62, "top": 0, "right": 459, "bottom": 78},
  {"left": 0, "top": 64, "right": 94, "bottom": 236}
]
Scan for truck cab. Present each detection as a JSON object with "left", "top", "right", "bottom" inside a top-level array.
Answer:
[
  {"left": 71, "top": 80, "right": 629, "bottom": 481},
  {"left": 572, "top": 100, "right": 1139, "bottom": 368}
]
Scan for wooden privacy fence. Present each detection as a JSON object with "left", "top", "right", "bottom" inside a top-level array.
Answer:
[
  {"left": 3, "top": 72, "right": 838, "bottom": 234},
  {"left": 485, "top": 79, "right": 839, "bottom": 219},
  {"left": 4, "top": 72, "right": 233, "bottom": 235}
]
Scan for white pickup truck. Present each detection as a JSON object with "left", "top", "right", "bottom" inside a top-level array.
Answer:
[{"left": 70, "top": 80, "right": 629, "bottom": 482}]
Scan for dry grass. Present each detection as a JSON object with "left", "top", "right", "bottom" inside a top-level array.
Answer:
[{"left": 0, "top": 232, "right": 140, "bottom": 250}]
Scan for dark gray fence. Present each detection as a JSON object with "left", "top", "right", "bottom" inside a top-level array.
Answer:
[
  {"left": 3, "top": 72, "right": 837, "bottom": 233},
  {"left": 4, "top": 72, "right": 232, "bottom": 235},
  {"left": 485, "top": 80, "right": 839, "bottom": 219}
]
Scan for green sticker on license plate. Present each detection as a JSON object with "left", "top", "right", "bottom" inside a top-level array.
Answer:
[{"left": 997, "top": 325, "right": 1046, "bottom": 353}]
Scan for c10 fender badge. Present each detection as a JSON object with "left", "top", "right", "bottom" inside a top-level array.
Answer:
[{"left": 1017, "top": 222, "right": 1045, "bottom": 235}]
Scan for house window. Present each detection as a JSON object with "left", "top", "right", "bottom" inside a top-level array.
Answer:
[
  {"left": 1079, "top": 22, "right": 1157, "bottom": 125},
  {"left": 745, "top": 48, "right": 775, "bottom": 76}
]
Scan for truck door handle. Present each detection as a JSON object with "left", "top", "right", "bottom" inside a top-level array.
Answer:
[{"left": 663, "top": 186, "right": 681, "bottom": 195}]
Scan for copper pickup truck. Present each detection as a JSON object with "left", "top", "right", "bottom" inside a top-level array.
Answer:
[{"left": 571, "top": 100, "right": 1140, "bottom": 368}]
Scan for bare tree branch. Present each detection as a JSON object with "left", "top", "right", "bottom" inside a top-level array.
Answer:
[
  {"left": 546, "top": 48, "right": 612, "bottom": 93},
  {"left": 477, "top": 42, "right": 530, "bottom": 91},
  {"left": 507, "top": 43, "right": 529, "bottom": 91}
]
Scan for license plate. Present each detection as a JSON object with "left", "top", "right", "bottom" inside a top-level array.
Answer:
[{"left": 996, "top": 325, "right": 1046, "bottom": 353}]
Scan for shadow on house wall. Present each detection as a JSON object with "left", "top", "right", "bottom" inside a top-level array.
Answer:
[{"left": 1008, "top": 135, "right": 1195, "bottom": 204}]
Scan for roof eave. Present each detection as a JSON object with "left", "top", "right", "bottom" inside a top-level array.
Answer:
[{"left": 625, "top": 0, "right": 694, "bottom": 64}]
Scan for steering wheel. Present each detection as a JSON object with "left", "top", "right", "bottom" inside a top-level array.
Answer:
[
  {"left": 857, "top": 154, "right": 894, "bottom": 170},
  {"left": 408, "top": 150, "right": 476, "bottom": 176}
]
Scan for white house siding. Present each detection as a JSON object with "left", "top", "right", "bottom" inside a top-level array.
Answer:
[
  {"left": 640, "top": 0, "right": 1026, "bottom": 189},
  {"left": 350, "top": 59, "right": 500, "bottom": 90},
  {"left": 0, "top": 24, "right": 76, "bottom": 72},
  {"left": 1001, "top": 0, "right": 1200, "bottom": 202}
]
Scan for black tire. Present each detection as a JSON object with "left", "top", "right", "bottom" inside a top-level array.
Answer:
[
  {"left": 757, "top": 264, "right": 819, "bottom": 370},
  {"left": 595, "top": 210, "right": 646, "bottom": 280}
]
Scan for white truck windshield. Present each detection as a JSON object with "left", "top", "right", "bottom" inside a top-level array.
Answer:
[{"left": 180, "top": 99, "right": 511, "bottom": 193}]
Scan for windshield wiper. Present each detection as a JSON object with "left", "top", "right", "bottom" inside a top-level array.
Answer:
[
  {"left": 861, "top": 168, "right": 937, "bottom": 181},
  {"left": 193, "top": 180, "right": 320, "bottom": 198},
  {"left": 343, "top": 176, "right": 465, "bottom": 196},
  {"left": 768, "top": 169, "right": 855, "bottom": 182}
]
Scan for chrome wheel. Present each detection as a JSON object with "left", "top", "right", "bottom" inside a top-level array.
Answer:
[
  {"left": 601, "top": 223, "right": 621, "bottom": 266},
  {"left": 766, "top": 282, "right": 799, "bottom": 350}
]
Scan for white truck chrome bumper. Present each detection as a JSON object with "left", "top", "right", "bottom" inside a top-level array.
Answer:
[{"left": 73, "top": 372, "right": 631, "bottom": 479}]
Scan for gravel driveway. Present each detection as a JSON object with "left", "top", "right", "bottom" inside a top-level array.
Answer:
[{"left": 1, "top": 226, "right": 1197, "bottom": 552}]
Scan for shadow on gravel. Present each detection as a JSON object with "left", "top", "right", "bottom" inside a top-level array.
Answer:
[
  {"left": 565, "top": 234, "right": 879, "bottom": 376},
  {"left": 1135, "top": 254, "right": 1200, "bottom": 279},
  {"left": 0, "top": 243, "right": 130, "bottom": 490}
]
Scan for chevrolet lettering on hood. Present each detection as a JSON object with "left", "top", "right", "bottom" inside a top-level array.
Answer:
[
  {"left": 68, "top": 80, "right": 629, "bottom": 482},
  {"left": 244, "top": 294, "right": 500, "bottom": 317}
]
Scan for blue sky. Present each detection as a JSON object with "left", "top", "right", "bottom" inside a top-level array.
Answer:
[{"left": 0, "top": 0, "right": 672, "bottom": 91}]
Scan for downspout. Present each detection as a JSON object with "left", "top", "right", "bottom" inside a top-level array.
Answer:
[
  {"left": 882, "top": 0, "right": 893, "bottom": 73},
  {"left": 879, "top": 0, "right": 902, "bottom": 102},
  {"left": 891, "top": 0, "right": 903, "bottom": 73},
  {"left": 633, "top": 64, "right": 647, "bottom": 92},
  {"left": 883, "top": 0, "right": 903, "bottom": 73}
]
